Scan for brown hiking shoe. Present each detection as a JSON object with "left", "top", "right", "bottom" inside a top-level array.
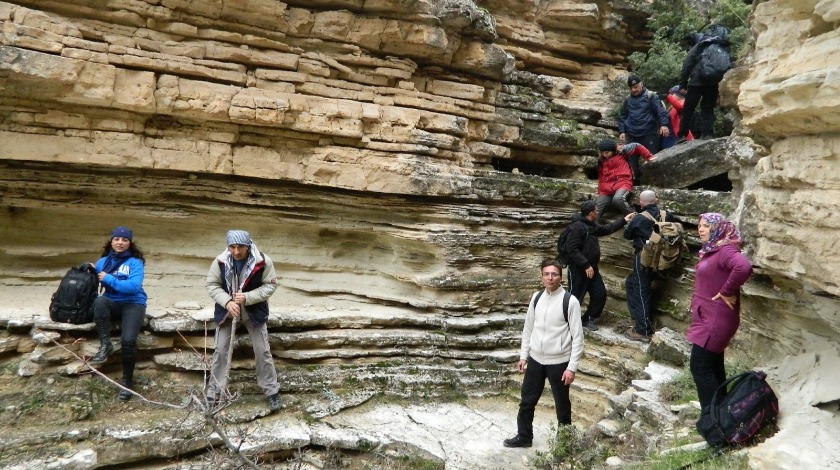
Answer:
[{"left": 624, "top": 328, "right": 652, "bottom": 344}]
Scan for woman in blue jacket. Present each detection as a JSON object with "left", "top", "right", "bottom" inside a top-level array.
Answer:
[{"left": 90, "top": 226, "right": 147, "bottom": 401}]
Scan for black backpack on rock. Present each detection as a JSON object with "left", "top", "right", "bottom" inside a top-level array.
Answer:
[
  {"left": 696, "top": 370, "right": 779, "bottom": 447},
  {"left": 49, "top": 263, "right": 99, "bottom": 324}
]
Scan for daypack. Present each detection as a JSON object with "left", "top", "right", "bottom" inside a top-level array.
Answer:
[
  {"left": 697, "top": 41, "right": 731, "bottom": 82},
  {"left": 49, "top": 263, "right": 99, "bottom": 324},
  {"left": 556, "top": 222, "right": 589, "bottom": 267},
  {"left": 639, "top": 211, "right": 687, "bottom": 271},
  {"left": 556, "top": 225, "right": 572, "bottom": 266},
  {"left": 531, "top": 289, "right": 572, "bottom": 324},
  {"left": 697, "top": 370, "right": 779, "bottom": 447}
]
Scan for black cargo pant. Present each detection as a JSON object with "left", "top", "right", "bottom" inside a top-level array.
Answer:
[
  {"left": 515, "top": 357, "right": 571, "bottom": 441},
  {"left": 568, "top": 265, "right": 607, "bottom": 322},
  {"left": 679, "top": 83, "right": 719, "bottom": 139},
  {"left": 625, "top": 251, "right": 654, "bottom": 335}
]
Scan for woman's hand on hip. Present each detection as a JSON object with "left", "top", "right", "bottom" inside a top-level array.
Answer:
[{"left": 712, "top": 292, "right": 737, "bottom": 310}]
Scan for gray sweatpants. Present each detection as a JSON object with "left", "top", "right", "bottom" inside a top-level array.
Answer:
[
  {"left": 595, "top": 188, "right": 633, "bottom": 222},
  {"left": 207, "top": 313, "right": 280, "bottom": 398}
]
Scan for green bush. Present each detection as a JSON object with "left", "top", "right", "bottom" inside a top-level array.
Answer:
[
  {"left": 628, "top": 34, "right": 687, "bottom": 92},
  {"left": 628, "top": 0, "right": 752, "bottom": 91},
  {"left": 659, "top": 356, "right": 754, "bottom": 405},
  {"left": 532, "top": 424, "right": 608, "bottom": 470}
]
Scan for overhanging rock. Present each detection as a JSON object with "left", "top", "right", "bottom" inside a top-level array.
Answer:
[{"left": 641, "top": 138, "right": 733, "bottom": 189}]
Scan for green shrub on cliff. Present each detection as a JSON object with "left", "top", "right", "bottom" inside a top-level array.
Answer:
[{"left": 628, "top": 0, "right": 752, "bottom": 93}]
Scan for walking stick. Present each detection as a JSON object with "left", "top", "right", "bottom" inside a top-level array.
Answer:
[{"left": 222, "top": 263, "right": 239, "bottom": 402}]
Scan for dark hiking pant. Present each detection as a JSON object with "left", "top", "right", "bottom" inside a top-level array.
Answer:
[
  {"left": 625, "top": 251, "right": 654, "bottom": 336},
  {"left": 690, "top": 344, "right": 726, "bottom": 411},
  {"left": 515, "top": 357, "right": 571, "bottom": 441},
  {"left": 679, "top": 84, "right": 719, "bottom": 139},
  {"left": 568, "top": 265, "right": 607, "bottom": 322},
  {"left": 93, "top": 297, "right": 146, "bottom": 382}
]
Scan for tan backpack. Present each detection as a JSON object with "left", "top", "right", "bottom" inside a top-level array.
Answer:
[{"left": 639, "top": 211, "right": 687, "bottom": 271}]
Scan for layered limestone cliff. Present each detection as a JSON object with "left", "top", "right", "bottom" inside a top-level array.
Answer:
[
  {"left": 1, "top": 0, "right": 839, "bottom": 468},
  {"left": 722, "top": 0, "right": 840, "bottom": 467}
]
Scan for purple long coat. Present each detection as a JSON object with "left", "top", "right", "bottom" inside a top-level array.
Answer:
[{"left": 686, "top": 244, "right": 753, "bottom": 353}]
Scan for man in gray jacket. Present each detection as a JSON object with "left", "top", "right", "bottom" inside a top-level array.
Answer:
[
  {"left": 503, "top": 258, "right": 585, "bottom": 448},
  {"left": 206, "top": 230, "right": 282, "bottom": 411}
]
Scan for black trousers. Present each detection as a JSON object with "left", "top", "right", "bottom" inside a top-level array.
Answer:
[
  {"left": 93, "top": 297, "right": 146, "bottom": 382},
  {"left": 690, "top": 343, "right": 726, "bottom": 410},
  {"left": 625, "top": 251, "right": 654, "bottom": 335},
  {"left": 625, "top": 133, "right": 661, "bottom": 183},
  {"left": 679, "top": 84, "right": 719, "bottom": 138},
  {"left": 568, "top": 265, "right": 607, "bottom": 322},
  {"left": 516, "top": 357, "right": 571, "bottom": 440}
]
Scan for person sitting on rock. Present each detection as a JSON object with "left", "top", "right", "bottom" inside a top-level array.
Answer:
[
  {"left": 595, "top": 139, "right": 656, "bottom": 222},
  {"left": 89, "top": 226, "right": 147, "bottom": 402}
]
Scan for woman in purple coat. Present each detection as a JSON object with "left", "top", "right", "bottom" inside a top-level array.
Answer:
[{"left": 687, "top": 213, "right": 752, "bottom": 410}]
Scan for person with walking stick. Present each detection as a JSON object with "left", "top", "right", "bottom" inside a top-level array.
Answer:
[{"left": 205, "top": 230, "right": 282, "bottom": 411}]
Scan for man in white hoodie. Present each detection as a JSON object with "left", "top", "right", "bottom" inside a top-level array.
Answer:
[{"left": 503, "top": 258, "right": 585, "bottom": 448}]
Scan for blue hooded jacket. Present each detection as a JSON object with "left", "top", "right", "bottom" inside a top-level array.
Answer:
[{"left": 94, "top": 254, "right": 147, "bottom": 305}]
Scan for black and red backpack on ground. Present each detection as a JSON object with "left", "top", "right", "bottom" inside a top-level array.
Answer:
[
  {"left": 49, "top": 263, "right": 99, "bottom": 324},
  {"left": 697, "top": 370, "right": 779, "bottom": 447}
]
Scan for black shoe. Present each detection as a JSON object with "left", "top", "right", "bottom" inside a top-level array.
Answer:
[
  {"left": 90, "top": 342, "right": 113, "bottom": 363},
  {"left": 677, "top": 137, "right": 688, "bottom": 144},
  {"left": 503, "top": 435, "right": 532, "bottom": 448},
  {"left": 268, "top": 393, "right": 282, "bottom": 411},
  {"left": 118, "top": 381, "right": 134, "bottom": 401},
  {"left": 582, "top": 319, "right": 598, "bottom": 331}
]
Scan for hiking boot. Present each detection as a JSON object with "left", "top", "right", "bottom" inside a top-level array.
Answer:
[
  {"left": 582, "top": 319, "right": 598, "bottom": 331},
  {"left": 268, "top": 393, "right": 282, "bottom": 411},
  {"left": 677, "top": 136, "right": 689, "bottom": 144},
  {"left": 503, "top": 435, "right": 532, "bottom": 448},
  {"left": 624, "top": 328, "right": 652, "bottom": 344},
  {"left": 90, "top": 341, "right": 113, "bottom": 363},
  {"left": 118, "top": 381, "right": 134, "bottom": 402},
  {"left": 90, "top": 317, "right": 113, "bottom": 363}
]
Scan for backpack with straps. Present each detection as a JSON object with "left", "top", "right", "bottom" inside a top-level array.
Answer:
[
  {"left": 557, "top": 221, "right": 589, "bottom": 268},
  {"left": 556, "top": 225, "right": 573, "bottom": 267},
  {"left": 49, "top": 263, "right": 99, "bottom": 324},
  {"left": 696, "top": 370, "right": 779, "bottom": 447},
  {"left": 639, "top": 211, "right": 687, "bottom": 271},
  {"left": 530, "top": 289, "right": 572, "bottom": 323},
  {"left": 697, "top": 41, "right": 731, "bottom": 82}
]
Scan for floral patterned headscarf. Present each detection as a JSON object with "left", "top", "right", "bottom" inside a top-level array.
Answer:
[{"left": 698, "top": 213, "right": 743, "bottom": 257}]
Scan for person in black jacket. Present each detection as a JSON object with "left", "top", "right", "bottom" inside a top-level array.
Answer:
[
  {"left": 618, "top": 74, "right": 670, "bottom": 183},
  {"left": 565, "top": 201, "right": 635, "bottom": 331},
  {"left": 623, "top": 190, "right": 676, "bottom": 343},
  {"left": 206, "top": 230, "right": 282, "bottom": 412},
  {"left": 677, "top": 25, "right": 731, "bottom": 141}
]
